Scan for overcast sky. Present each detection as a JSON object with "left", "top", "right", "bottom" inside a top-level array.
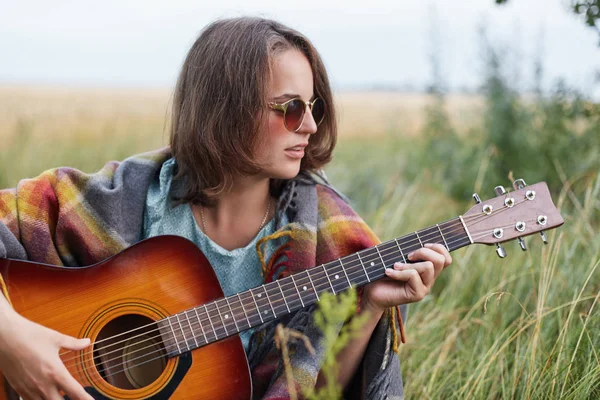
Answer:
[{"left": 1, "top": 0, "right": 599, "bottom": 95}]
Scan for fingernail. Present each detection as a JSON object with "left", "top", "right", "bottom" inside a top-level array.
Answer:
[
  {"left": 408, "top": 252, "right": 414, "bottom": 260},
  {"left": 424, "top": 243, "right": 432, "bottom": 248},
  {"left": 394, "top": 264, "right": 404, "bottom": 270}
]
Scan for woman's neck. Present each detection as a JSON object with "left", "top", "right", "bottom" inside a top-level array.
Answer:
[{"left": 191, "top": 175, "right": 276, "bottom": 251}]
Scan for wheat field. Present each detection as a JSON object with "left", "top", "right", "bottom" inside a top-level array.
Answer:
[{"left": 0, "top": 85, "right": 482, "bottom": 139}]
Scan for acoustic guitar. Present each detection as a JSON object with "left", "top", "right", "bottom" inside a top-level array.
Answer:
[{"left": 0, "top": 179, "right": 564, "bottom": 399}]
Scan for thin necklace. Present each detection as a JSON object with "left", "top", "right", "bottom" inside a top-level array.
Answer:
[{"left": 200, "top": 197, "right": 272, "bottom": 236}]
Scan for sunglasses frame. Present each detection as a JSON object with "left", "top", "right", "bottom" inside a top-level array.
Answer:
[{"left": 268, "top": 97, "right": 325, "bottom": 133}]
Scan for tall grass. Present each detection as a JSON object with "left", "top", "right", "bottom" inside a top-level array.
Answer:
[
  {"left": 321, "top": 35, "right": 600, "bottom": 396},
  {"left": 328, "top": 137, "right": 599, "bottom": 398},
  {"left": 321, "top": 36, "right": 600, "bottom": 397}
]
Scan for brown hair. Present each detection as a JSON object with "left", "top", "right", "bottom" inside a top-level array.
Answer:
[{"left": 169, "top": 16, "right": 337, "bottom": 205}]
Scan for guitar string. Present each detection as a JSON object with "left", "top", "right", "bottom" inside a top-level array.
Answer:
[
  {"left": 63, "top": 213, "right": 536, "bottom": 373},
  {"left": 60, "top": 201, "right": 532, "bottom": 367},
  {"left": 67, "top": 220, "right": 536, "bottom": 383},
  {"left": 70, "top": 216, "right": 539, "bottom": 381},
  {"left": 58, "top": 216, "right": 474, "bottom": 363},
  {"left": 61, "top": 200, "right": 533, "bottom": 370},
  {"left": 59, "top": 199, "right": 518, "bottom": 360},
  {"left": 61, "top": 219, "right": 474, "bottom": 369},
  {"left": 66, "top": 229, "right": 473, "bottom": 378}
]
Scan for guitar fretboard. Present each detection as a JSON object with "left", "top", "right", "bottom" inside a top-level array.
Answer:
[{"left": 158, "top": 216, "right": 472, "bottom": 357}]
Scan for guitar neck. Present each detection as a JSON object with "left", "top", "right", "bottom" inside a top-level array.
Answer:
[{"left": 159, "top": 216, "right": 472, "bottom": 356}]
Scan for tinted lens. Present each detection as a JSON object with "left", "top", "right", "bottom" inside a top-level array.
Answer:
[
  {"left": 311, "top": 98, "right": 325, "bottom": 126},
  {"left": 284, "top": 99, "right": 306, "bottom": 131}
]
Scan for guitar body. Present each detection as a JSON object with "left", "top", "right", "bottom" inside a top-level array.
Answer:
[{"left": 0, "top": 236, "right": 252, "bottom": 400}]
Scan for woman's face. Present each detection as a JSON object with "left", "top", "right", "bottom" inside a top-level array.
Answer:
[{"left": 255, "top": 48, "right": 319, "bottom": 180}]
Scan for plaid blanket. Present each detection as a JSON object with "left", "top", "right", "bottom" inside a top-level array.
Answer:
[{"left": 0, "top": 148, "right": 405, "bottom": 399}]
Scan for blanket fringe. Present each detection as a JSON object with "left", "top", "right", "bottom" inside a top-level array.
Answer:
[
  {"left": 390, "top": 305, "right": 406, "bottom": 352},
  {"left": 256, "top": 229, "right": 297, "bottom": 280}
]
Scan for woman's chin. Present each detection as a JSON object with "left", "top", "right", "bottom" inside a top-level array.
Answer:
[{"left": 268, "top": 163, "right": 302, "bottom": 180}]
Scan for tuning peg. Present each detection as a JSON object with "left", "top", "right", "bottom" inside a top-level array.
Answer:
[
  {"left": 496, "top": 243, "right": 507, "bottom": 258},
  {"left": 494, "top": 186, "right": 507, "bottom": 196},
  {"left": 513, "top": 179, "right": 527, "bottom": 190},
  {"left": 518, "top": 237, "right": 527, "bottom": 251},
  {"left": 540, "top": 231, "right": 548, "bottom": 245},
  {"left": 473, "top": 193, "right": 482, "bottom": 204}
]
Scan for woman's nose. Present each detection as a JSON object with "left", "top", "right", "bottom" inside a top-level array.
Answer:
[{"left": 299, "top": 106, "right": 318, "bottom": 134}]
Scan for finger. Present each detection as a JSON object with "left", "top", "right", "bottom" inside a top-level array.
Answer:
[
  {"left": 408, "top": 248, "right": 446, "bottom": 277},
  {"left": 393, "top": 261, "right": 435, "bottom": 288},
  {"left": 424, "top": 243, "right": 453, "bottom": 267},
  {"left": 385, "top": 267, "right": 429, "bottom": 302},
  {"left": 56, "top": 332, "right": 91, "bottom": 351},
  {"left": 58, "top": 367, "right": 94, "bottom": 400},
  {"left": 384, "top": 266, "right": 412, "bottom": 282}
]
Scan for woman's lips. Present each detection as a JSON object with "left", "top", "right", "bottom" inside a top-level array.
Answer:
[{"left": 284, "top": 144, "right": 306, "bottom": 159}]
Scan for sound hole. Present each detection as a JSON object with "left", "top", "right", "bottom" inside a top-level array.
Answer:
[{"left": 94, "top": 314, "right": 167, "bottom": 389}]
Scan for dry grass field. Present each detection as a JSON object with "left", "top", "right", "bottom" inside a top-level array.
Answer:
[
  {"left": 0, "top": 85, "right": 482, "bottom": 140},
  {"left": 0, "top": 85, "right": 170, "bottom": 145}
]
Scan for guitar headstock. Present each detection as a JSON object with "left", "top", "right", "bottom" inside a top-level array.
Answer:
[{"left": 463, "top": 179, "right": 564, "bottom": 257}]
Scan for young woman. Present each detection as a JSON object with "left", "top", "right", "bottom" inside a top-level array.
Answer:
[{"left": 0, "top": 17, "right": 452, "bottom": 400}]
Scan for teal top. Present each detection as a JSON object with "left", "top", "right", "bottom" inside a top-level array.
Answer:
[{"left": 142, "top": 158, "right": 287, "bottom": 351}]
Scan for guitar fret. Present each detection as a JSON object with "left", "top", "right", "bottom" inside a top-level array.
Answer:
[
  {"left": 237, "top": 293, "right": 252, "bottom": 328},
  {"left": 378, "top": 242, "right": 394, "bottom": 269},
  {"left": 436, "top": 224, "right": 449, "bottom": 250},
  {"left": 329, "top": 261, "right": 347, "bottom": 293},
  {"left": 276, "top": 280, "right": 291, "bottom": 313},
  {"left": 394, "top": 238, "right": 407, "bottom": 263},
  {"left": 415, "top": 231, "right": 423, "bottom": 247},
  {"left": 175, "top": 314, "right": 189, "bottom": 351},
  {"left": 307, "top": 270, "right": 320, "bottom": 301},
  {"left": 339, "top": 259, "right": 352, "bottom": 287},
  {"left": 322, "top": 264, "right": 335, "bottom": 294},
  {"left": 193, "top": 307, "right": 208, "bottom": 344},
  {"left": 224, "top": 297, "right": 239, "bottom": 332},
  {"left": 263, "top": 286, "right": 277, "bottom": 318},
  {"left": 285, "top": 278, "right": 303, "bottom": 310},
  {"left": 374, "top": 246, "right": 386, "bottom": 270},
  {"left": 297, "top": 273, "right": 316, "bottom": 303},
  {"left": 342, "top": 254, "right": 367, "bottom": 286},
  {"left": 290, "top": 274, "right": 305, "bottom": 308},
  {"left": 183, "top": 311, "right": 199, "bottom": 348},
  {"left": 356, "top": 252, "right": 370, "bottom": 282},
  {"left": 250, "top": 289, "right": 264, "bottom": 323},
  {"left": 215, "top": 301, "right": 229, "bottom": 336},
  {"left": 204, "top": 304, "right": 218, "bottom": 340},
  {"left": 166, "top": 317, "right": 182, "bottom": 354}
]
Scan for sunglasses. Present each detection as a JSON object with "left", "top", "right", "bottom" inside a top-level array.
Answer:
[{"left": 268, "top": 97, "right": 325, "bottom": 132}]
